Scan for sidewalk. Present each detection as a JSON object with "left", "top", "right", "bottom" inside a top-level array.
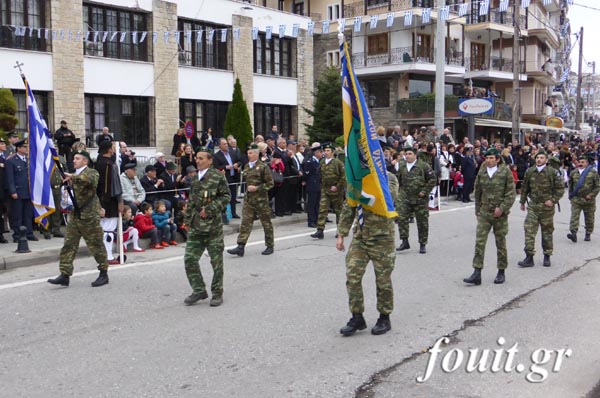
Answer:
[{"left": 0, "top": 211, "right": 309, "bottom": 271}]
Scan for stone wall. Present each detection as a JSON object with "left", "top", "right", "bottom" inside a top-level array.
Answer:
[
  {"left": 152, "top": 0, "right": 179, "bottom": 153},
  {"left": 232, "top": 14, "right": 254, "bottom": 133},
  {"left": 50, "top": 1, "right": 84, "bottom": 137},
  {"left": 296, "top": 28, "right": 314, "bottom": 139}
]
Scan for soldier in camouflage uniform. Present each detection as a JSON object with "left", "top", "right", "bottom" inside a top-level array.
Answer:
[
  {"left": 227, "top": 145, "right": 275, "bottom": 257},
  {"left": 566, "top": 155, "right": 600, "bottom": 243},
  {"left": 183, "top": 148, "right": 231, "bottom": 307},
  {"left": 464, "top": 148, "right": 516, "bottom": 286},
  {"left": 48, "top": 150, "right": 109, "bottom": 287},
  {"left": 311, "top": 144, "right": 345, "bottom": 239},
  {"left": 336, "top": 171, "right": 398, "bottom": 337},
  {"left": 395, "top": 147, "right": 436, "bottom": 254},
  {"left": 518, "top": 150, "right": 565, "bottom": 268}
]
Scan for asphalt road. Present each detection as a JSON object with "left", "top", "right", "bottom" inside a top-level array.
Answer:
[{"left": 0, "top": 197, "right": 598, "bottom": 398}]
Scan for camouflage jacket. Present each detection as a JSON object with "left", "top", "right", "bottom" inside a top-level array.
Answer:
[
  {"left": 241, "top": 160, "right": 274, "bottom": 202},
  {"left": 520, "top": 165, "right": 565, "bottom": 205},
  {"left": 184, "top": 167, "right": 231, "bottom": 235},
  {"left": 337, "top": 171, "right": 398, "bottom": 240},
  {"left": 568, "top": 167, "right": 600, "bottom": 201},
  {"left": 474, "top": 164, "right": 516, "bottom": 215},
  {"left": 320, "top": 157, "right": 345, "bottom": 193},
  {"left": 72, "top": 166, "right": 102, "bottom": 221},
  {"left": 396, "top": 159, "right": 436, "bottom": 203}
]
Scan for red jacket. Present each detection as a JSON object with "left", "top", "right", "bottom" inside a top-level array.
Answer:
[{"left": 134, "top": 213, "right": 156, "bottom": 235}]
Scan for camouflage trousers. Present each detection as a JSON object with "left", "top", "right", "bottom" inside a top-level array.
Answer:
[
  {"left": 397, "top": 199, "right": 429, "bottom": 244},
  {"left": 238, "top": 197, "right": 274, "bottom": 247},
  {"left": 316, "top": 192, "right": 344, "bottom": 229},
  {"left": 472, "top": 212, "right": 509, "bottom": 270},
  {"left": 569, "top": 198, "right": 596, "bottom": 234},
  {"left": 346, "top": 237, "right": 395, "bottom": 315},
  {"left": 59, "top": 216, "right": 108, "bottom": 276},
  {"left": 524, "top": 204, "right": 555, "bottom": 256},
  {"left": 184, "top": 230, "right": 224, "bottom": 296}
]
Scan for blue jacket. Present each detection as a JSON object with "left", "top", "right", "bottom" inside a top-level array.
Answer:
[
  {"left": 5, "top": 154, "right": 30, "bottom": 199},
  {"left": 152, "top": 210, "right": 171, "bottom": 228},
  {"left": 302, "top": 156, "right": 321, "bottom": 193}
]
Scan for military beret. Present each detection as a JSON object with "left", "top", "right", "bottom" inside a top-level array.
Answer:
[
  {"left": 0, "top": 138, "right": 5, "bottom": 144},
  {"left": 404, "top": 146, "right": 417, "bottom": 154},
  {"left": 185, "top": 165, "right": 197, "bottom": 174},
  {"left": 248, "top": 144, "right": 259, "bottom": 151},
  {"left": 484, "top": 148, "right": 500, "bottom": 157},
  {"left": 145, "top": 164, "right": 157, "bottom": 173},
  {"left": 322, "top": 143, "right": 332, "bottom": 150},
  {"left": 14, "top": 139, "right": 28, "bottom": 148},
  {"left": 286, "top": 140, "right": 297, "bottom": 145},
  {"left": 166, "top": 162, "right": 177, "bottom": 171},
  {"left": 536, "top": 149, "right": 548, "bottom": 157},
  {"left": 196, "top": 146, "right": 213, "bottom": 154},
  {"left": 7, "top": 132, "right": 18, "bottom": 138},
  {"left": 74, "top": 149, "right": 92, "bottom": 163},
  {"left": 123, "top": 163, "right": 136, "bottom": 171},
  {"left": 98, "top": 140, "right": 113, "bottom": 151}
]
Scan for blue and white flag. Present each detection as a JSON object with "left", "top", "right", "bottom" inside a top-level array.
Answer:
[
  {"left": 422, "top": 8, "right": 431, "bottom": 24},
  {"left": 208, "top": 28, "right": 215, "bottom": 42},
  {"left": 120, "top": 32, "right": 127, "bottom": 43},
  {"left": 110, "top": 32, "right": 118, "bottom": 42},
  {"left": 458, "top": 3, "right": 469, "bottom": 16},
  {"left": 404, "top": 11, "right": 413, "bottom": 27},
  {"left": 322, "top": 20, "right": 330, "bottom": 34},
  {"left": 339, "top": 18, "right": 346, "bottom": 31},
  {"left": 163, "top": 31, "right": 170, "bottom": 43},
  {"left": 479, "top": 0, "right": 490, "bottom": 16},
  {"left": 197, "top": 30, "right": 204, "bottom": 43},
  {"left": 439, "top": 6, "right": 450, "bottom": 21},
  {"left": 173, "top": 31, "right": 180, "bottom": 44},
  {"left": 542, "top": 0, "right": 552, "bottom": 4},
  {"left": 252, "top": 27, "right": 258, "bottom": 41},
  {"left": 307, "top": 21, "right": 314, "bottom": 36},
  {"left": 265, "top": 26, "right": 272, "bottom": 39},
  {"left": 140, "top": 31, "right": 147, "bottom": 43},
  {"left": 291, "top": 23, "right": 299, "bottom": 38},
  {"left": 370, "top": 15, "right": 378, "bottom": 29},
  {"left": 559, "top": 68, "right": 570, "bottom": 83},
  {"left": 499, "top": 0, "right": 509, "bottom": 13},
  {"left": 220, "top": 29, "right": 227, "bottom": 42},
  {"left": 279, "top": 24, "right": 286, "bottom": 37},
  {"left": 386, "top": 13, "right": 394, "bottom": 27},
  {"left": 102, "top": 31, "right": 108, "bottom": 42},
  {"left": 132, "top": 31, "right": 138, "bottom": 44},
  {"left": 185, "top": 30, "right": 192, "bottom": 44},
  {"left": 521, "top": 0, "right": 531, "bottom": 8},
  {"left": 354, "top": 17, "right": 362, "bottom": 32},
  {"left": 14, "top": 26, "right": 27, "bottom": 36},
  {"left": 234, "top": 28, "right": 241, "bottom": 41},
  {"left": 23, "top": 78, "right": 57, "bottom": 228},
  {"left": 561, "top": 21, "right": 570, "bottom": 37},
  {"left": 152, "top": 32, "right": 158, "bottom": 44}
]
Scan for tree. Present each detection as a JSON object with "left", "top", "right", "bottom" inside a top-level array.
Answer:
[
  {"left": 304, "top": 67, "right": 343, "bottom": 144},
  {"left": 0, "top": 88, "right": 18, "bottom": 140},
  {"left": 224, "top": 78, "right": 253, "bottom": 148}
]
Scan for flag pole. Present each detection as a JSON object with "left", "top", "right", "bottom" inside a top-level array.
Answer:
[{"left": 115, "top": 141, "right": 124, "bottom": 264}]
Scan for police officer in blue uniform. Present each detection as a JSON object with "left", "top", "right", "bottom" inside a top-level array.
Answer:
[
  {"left": 0, "top": 137, "right": 8, "bottom": 243},
  {"left": 302, "top": 143, "right": 322, "bottom": 228},
  {"left": 5, "top": 139, "right": 37, "bottom": 242}
]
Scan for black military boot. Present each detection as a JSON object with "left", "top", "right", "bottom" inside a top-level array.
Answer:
[
  {"left": 518, "top": 253, "right": 535, "bottom": 268},
  {"left": 47, "top": 273, "right": 70, "bottom": 287},
  {"left": 91, "top": 270, "right": 109, "bottom": 287},
  {"left": 396, "top": 239, "right": 410, "bottom": 251},
  {"left": 584, "top": 233, "right": 591, "bottom": 242},
  {"left": 567, "top": 231, "right": 577, "bottom": 243},
  {"left": 494, "top": 269, "right": 505, "bottom": 284},
  {"left": 543, "top": 255, "right": 551, "bottom": 267},
  {"left": 463, "top": 268, "right": 482, "bottom": 285},
  {"left": 419, "top": 244, "right": 426, "bottom": 254},
  {"left": 227, "top": 244, "right": 245, "bottom": 257},
  {"left": 371, "top": 314, "right": 392, "bottom": 335},
  {"left": 340, "top": 313, "right": 367, "bottom": 337},
  {"left": 261, "top": 247, "right": 274, "bottom": 255},
  {"left": 184, "top": 291, "right": 208, "bottom": 305},
  {"left": 310, "top": 229, "right": 324, "bottom": 239}
]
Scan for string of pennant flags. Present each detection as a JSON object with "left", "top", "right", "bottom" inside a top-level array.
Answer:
[{"left": 4, "top": 0, "right": 573, "bottom": 45}]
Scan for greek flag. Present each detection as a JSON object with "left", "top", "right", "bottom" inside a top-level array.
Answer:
[
  {"left": 322, "top": 20, "right": 330, "bottom": 34},
  {"left": 370, "top": 15, "right": 378, "bottom": 29},
  {"left": 386, "top": 13, "right": 394, "bottom": 27},
  {"left": 561, "top": 21, "right": 570, "bottom": 37},
  {"left": 559, "top": 68, "right": 570, "bottom": 83},
  {"left": 458, "top": 3, "right": 469, "bottom": 17},
  {"left": 307, "top": 21, "right": 314, "bottom": 36},
  {"left": 499, "top": 0, "right": 509, "bottom": 13},
  {"left": 439, "top": 6, "right": 450, "bottom": 21},
  {"left": 340, "top": 40, "right": 397, "bottom": 219},
  {"left": 543, "top": 0, "right": 552, "bottom": 5},
  {"left": 354, "top": 17, "right": 362, "bottom": 33},
  {"left": 24, "top": 78, "right": 58, "bottom": 228},
  {"left": 404, "top": 10, "right": 413, "bottom": 27},
  {"left": 479, "top": 0, "right": 490, "bottom": 16},
  {"left": 422, "top": 8, "right": 432, "bottom": 24},
  {"left": 291, "top": 24, "right": 299, "bottom": 38},
  {"left": 521, "top": 0, "right": 531, "bottom": 8}
]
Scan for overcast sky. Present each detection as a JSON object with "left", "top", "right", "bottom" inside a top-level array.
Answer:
[{"left": 568, "top": 0, "right": 600, "bottom": 74}]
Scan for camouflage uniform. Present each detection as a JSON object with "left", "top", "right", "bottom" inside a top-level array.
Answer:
[
  {"left": 472, "top": 164, "right": 516, "bottom": 269},
  {"left": 183, "top": 167, "right": 230, "bottom": 296},
  {"left": 237, "top": 160, "right": 275, "bottom": 247},
  {"left": 337, "top": 172, "right": 398, "bottom": 315},
  {"left": 396, "top": 159, "right": 436, "bottom": 244},
  {"left": 59, "top": 166, "right": 108, "bottom": 276},
  {"left": 317, "top": 157, "right": 345, "bottom": 229},
  {"left": 568, "top": 167, "right": 600, "bottom": 234},
  {"left": 520, "top": 165, "right": 565, "bottom": 256}
]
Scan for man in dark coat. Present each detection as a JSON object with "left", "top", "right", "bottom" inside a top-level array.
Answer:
[
  {"left": 158, "top": 161, "right": 182, "bottom": 211},
  {"left": 140, "top": 165, "right": 165, "bottom": 207},
  {"left": 461, "top": 146, "right": 477, "bottom": 203},
  {"left": 0, "top": 138, "right": 8, "bottom": 243},
  {"left": 54, "top": 120, "right": 77, "bottom": 171},
  {"left": 302, "top": 143, "right": 322, "bottom": 228},
  {"left": 5, "top": 139, "right": 37, "bottom": 242},
  {"left": 213, "top": 138, "right": 241, "bottom": 219},
  {"left": 95, "top": 126, "right": 114, "bottom": 148}
]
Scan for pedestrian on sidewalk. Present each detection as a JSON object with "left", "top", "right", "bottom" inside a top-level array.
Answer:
[
  {"left": 48, "top": 150, "right": 110, "bottom": 287},
  {"left": 183, "top": 147, "right": 230, "bottom": 307}
]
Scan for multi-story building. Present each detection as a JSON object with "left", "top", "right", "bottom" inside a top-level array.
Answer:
[{"left": 0, "top": 0, "right": 313, "bottom": 155}]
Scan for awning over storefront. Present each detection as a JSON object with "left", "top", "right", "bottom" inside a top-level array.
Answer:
[{"left": 474, "top": 119, "right": 577, "bottom": 135}]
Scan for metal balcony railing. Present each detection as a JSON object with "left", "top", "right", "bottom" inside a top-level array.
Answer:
[
  {"left": 465, "top": 56, "right": 525, "bottom": 73},
  {"left": 352, "top": 47, "right": 463, "bottom": 67},
  {"left": 396, "top": 97, "right": 513, "bottom": 120},
  {"left": 466, "top": 9, "right": 527, "bottom": 28}
]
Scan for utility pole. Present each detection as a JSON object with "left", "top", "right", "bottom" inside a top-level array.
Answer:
[
  {"left": 434, "top": 7, "right": 446, "bottom": 133},
  {"left": 575, "top": 27, "right": 584, "bottom": 131},
  {"left": 512, "top": 2, "right": 522, "bottom": 145},
  {"left": 590, "top": 61, "right": 596, "bottom": 137}
]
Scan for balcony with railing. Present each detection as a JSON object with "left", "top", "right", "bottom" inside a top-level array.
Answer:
[
  {"left": 397, "top": 96, "right": 513, "bottom": 121},
  {"left": 464, "top": 55, "right": 525, "bottom": 81},
  {"left": 352, "top": 46, "right": 463, "bottom": 70},
  {"left": 465, "top": 9, "right": 527, "bottom": 32},
  {"left": 343, "top": 0, "right": 439, "bottom": 18}
]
